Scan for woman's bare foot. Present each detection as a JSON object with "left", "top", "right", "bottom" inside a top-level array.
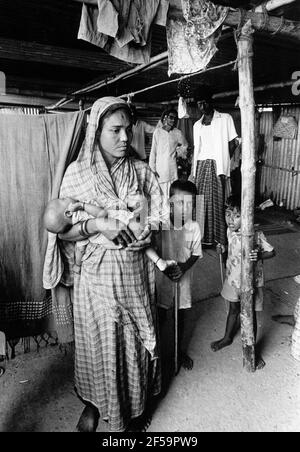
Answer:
[
  {"left": 272, "top": 315, "right": 295, "bottom": 327},
  {"left": 180, "top": 352, "right": 194, "bottom": 370},
  {"left": 76, "top": 404, "right": 100, "bottom": 432},
  {"left": 128, "top": 411, "right": 152, "bottom": 432},
  {"left": 211, "top": 338, "right": 233, "bottom": 352}
]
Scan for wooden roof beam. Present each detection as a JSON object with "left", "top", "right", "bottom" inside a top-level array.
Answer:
[
  {"left": 168, "top": 0, "right": 300, "bottom": 41},
  {"left": 225, "top": 8, "right": 300, "bottom": 41}
]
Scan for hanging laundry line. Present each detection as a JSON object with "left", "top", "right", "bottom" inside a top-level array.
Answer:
[
  {"left": 46, "top": 58, "right": 237, "bottom": 112},
  {"left": 45, "top": 28, "right": 236, "bottom": 111},
  {"left": 118, "top": 60, "right": 237, "bottom": 101},
  {"left": 45, "top": 51, "right": 169, "bottom": 111}
]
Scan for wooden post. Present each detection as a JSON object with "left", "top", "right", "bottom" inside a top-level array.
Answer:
[{"left": 237, "top": 20, "right": 256, "bottom": 373}]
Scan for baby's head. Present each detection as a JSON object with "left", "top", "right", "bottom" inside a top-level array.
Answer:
[
  {"left": 225, "top": 195, "right": 241, "bottom": 232},
  {"left": 44, "top": 197, "right": 76, "bottom": 233},
  {"left": 169, "top": 180, "right": 197, "bottom": 226}
]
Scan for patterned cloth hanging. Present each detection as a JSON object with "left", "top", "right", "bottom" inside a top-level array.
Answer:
[
  {"left": 273, "top": 115, "right": 298, "bottom": 139},
  {"left": 0, "top": 111, "right": 85, "bottom": 343},
  {"left": 167, "top": 0, "right": 228, "bottom": 75}
]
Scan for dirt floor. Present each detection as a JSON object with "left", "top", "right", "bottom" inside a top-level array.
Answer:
[{"left": 1, "top": 208, "right": 300, "bottom": 432}]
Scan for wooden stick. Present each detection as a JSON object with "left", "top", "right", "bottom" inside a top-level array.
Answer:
[
  {"left": 219, "top": 254, "right": 224, "bottom": 286},
  {"left": 215, "top": 241, "right": 225, "bottom": 285},
  {"left": 168, "top": 0, "right": 295, "bottom": 14},
  {"left": 74, "top": 0, "right": 299, "bottom": 40},
  {"left": 237, "top": 21, "right": 256, "bottom": 373},
  {"left": 225, "top": 9, "right": 300, "bottom": 41},
  {"left": 72, "top": 51, "right": 168, "bottom": 96},
  {"left": 174, "top": 282, "right": 179, "bottom": 376},
  {"left": 213, "top": 80, "right": 294, "bottom": 99}
]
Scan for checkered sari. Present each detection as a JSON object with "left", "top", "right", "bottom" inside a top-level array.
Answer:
[{"left": 45, "top": 97, "right": 163, "bottom": 431}]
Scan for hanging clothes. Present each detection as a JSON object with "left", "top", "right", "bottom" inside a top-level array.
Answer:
[
  {"left": 0, "top": 111, "right": 85, "bottom": 341},
  {"left": 178, "top": 96, "right": 189, "bottom": 119},
  {"left": 78, "top": 0, "right": 169, "bottom": 65},
  {"left": 167, "top": 0, "right": 228, "bottom": 75},
  {"left": 131, "top": 119, "right": 155, "bottom": 160}
]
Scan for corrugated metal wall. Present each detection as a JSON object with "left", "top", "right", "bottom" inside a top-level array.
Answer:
[
  {"left": 259, "top": 107, "right": 300, "bottom": 210},
  {"left": 0, "top": 106, "right": 41, "bottom": 115}
]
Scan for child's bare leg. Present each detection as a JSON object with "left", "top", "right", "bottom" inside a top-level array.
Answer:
[
  {"left": 179, "top": 310, "right": 193, "bottom": 370},
  {"left": 272, "top": 315, "right": 295, "bottom": 326},
  {"left": 211, "top": 302, "right": 240, "bottom": 352}
]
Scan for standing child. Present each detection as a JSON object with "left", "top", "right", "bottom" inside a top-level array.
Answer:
[
  {"left": 211, "top": 195, "right": 275, "bottom": 369},
  {"left": 155, "top": 180, "right": 203, "bottom": 371}
]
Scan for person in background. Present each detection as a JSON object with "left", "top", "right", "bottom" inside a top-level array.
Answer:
[
  {"left": 149, "top": 108, "right": 188, "bottom": 200},
  {"left": 190, "top": 87, "right": 238, "bottom": 246},
  {"left": 129, "top": 104, "right": 155, "bottom": 161}
]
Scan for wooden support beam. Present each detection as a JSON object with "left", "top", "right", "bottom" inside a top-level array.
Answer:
[
  {"left": 0, "top": 38, "right": 128, "bottom": 71},
  {"left": 168, "top": 0, "right": 300, "bottom": 41},
  {"left": 214, "top": 80, "right": 294, "bottom": 99},
  {"left": 225, "top": 8, "right": 300, "bottom": 41},
  {"left": 237, "top": 21, "right": 256, "bottom": 373}
]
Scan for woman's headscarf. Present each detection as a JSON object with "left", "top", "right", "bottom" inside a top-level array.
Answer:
[
  {"left": 43, "top": 97, "right": 140, "bottom": 289},
  {"left": 69, "top": 96, "right": 140, "bottom": 225}
]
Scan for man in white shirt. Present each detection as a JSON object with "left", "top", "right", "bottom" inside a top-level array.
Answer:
[
  {"left": 149, "top": 108, "right": 188, "bottom": 199},
  {"left": 190, "top": 88, "right": 238, "bottom": 246},
  {"left": 130, "top": 105, "right": 155, "bottom": 161}
]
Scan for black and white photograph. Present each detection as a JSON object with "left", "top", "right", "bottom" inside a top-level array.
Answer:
[{"left": 0, "top": 0, "right": 299, "bottom": 435}]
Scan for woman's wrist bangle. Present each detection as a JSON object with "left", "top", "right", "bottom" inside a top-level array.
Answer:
[
  {"left": 154, "top": 257, "right": 161, "bottom": 266},
  {"left": 79, "top": 220, "right": 90, "bottom": 238},
  {"left": 83, "top": 219, "right": 89, "bottom": 235}
]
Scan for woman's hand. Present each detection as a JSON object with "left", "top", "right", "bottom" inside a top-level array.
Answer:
[
  {"left": 96, "top": 217, "right": 136, "bottom": 248},
  {"left": 127, "top": 224, "right": 152, "bottom": 251}
]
